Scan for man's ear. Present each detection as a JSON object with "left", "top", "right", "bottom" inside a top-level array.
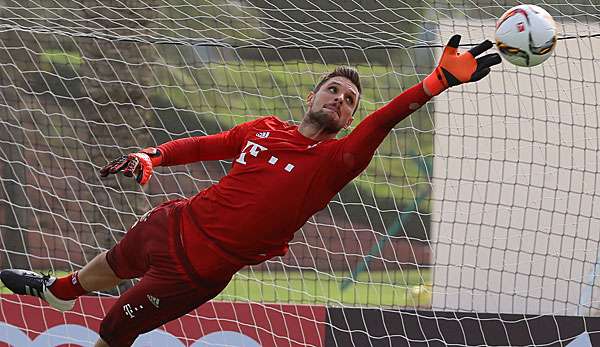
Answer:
[{"left": 306, "top": 92, "right": 314, "bottom": 107}]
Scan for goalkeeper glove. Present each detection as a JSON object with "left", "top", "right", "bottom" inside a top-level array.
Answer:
[
  {"left": 99, "top": 147, "right": 162, "bottom": 185},
  {"left": 423, "top": 34, "right": 502, "bottom": 96}
]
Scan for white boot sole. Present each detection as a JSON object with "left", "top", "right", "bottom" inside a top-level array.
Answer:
[{"left": 43, "top": 287, "right": 76, "bottom": 312}]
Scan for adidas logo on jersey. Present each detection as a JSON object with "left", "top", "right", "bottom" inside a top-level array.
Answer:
[
  {"left": 256, "top": 131, "right": 270, "bottom": 138},
  {"left": 146, "top": 294, "right": 160, "bottom": 308}
]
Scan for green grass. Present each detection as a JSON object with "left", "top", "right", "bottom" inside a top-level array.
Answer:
[
  {"left": 216, "top": 269, "right": 431, "bottom": 308},
  {"left": 1, "top": 269, "right": 431, "bottom": 308}
]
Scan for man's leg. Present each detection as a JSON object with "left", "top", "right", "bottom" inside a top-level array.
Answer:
[
  {"left": 78, "top": 251, "right": 121, "bottom": 291},
  {"left": 79, "top": 252, "right": 124, "bottom": 347},
  {"left": 97, "top": 271, "right": 226, "bottom": 347},
  {"left": 0, "top": 198, "right": 161, "bottom": 310},
  {"left": 0, "top": 251, "right": 124, "bottom": 312}
]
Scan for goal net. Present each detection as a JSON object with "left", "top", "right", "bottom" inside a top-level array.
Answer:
[{"left": 0, "top": 0, "right": 598, "bottom": 346}]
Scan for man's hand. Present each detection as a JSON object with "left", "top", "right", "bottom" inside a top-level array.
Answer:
[
  {"left": 99, "top": 147, "right": 161, "bottom": 185},
  {"left": 423, "top": 35, "right": 502, "bottom": 96}
]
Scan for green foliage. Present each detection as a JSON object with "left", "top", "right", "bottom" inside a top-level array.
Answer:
[{"left": 40, "top": 50, "right": 83, "bottom": 66}]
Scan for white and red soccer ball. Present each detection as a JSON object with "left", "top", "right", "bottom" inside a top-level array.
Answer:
[{"left": 495, "top": 4, "right": 557, "bottom": 67}]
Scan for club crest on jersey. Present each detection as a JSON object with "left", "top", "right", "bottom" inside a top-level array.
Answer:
[{"left": 256, "top": 131, "right": 270, "bottom": 138}]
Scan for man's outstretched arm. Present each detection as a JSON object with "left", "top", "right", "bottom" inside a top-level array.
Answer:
[
  {"left": 99, "top": 122, "right": 250, "bottom": 185},
  {"left": 156, "top": 128, "right": 246, "bottom": 166},
  {"left": 340, "top": 35, "right": 501, "bottom": 172}
]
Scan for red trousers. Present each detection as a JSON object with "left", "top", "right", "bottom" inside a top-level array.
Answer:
[{"left": 102, "top": 199, "right": 241, "bottom": 346}]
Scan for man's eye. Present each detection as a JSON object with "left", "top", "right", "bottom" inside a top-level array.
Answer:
[
  {"left": 346, "top": 96, "right": 354, "bottom": 104},
  {"left": 329, "top": 86, "right": 337, "bottom": 93}
]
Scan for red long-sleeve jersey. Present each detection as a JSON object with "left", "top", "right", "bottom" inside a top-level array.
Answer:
[{"left": 157, "top": 82, "right": 431, "bottom": 269}]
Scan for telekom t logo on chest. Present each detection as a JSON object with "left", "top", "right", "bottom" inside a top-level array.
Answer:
[
  {"left": 236, "top": 140, "right": 295, "bottom": 172},
  {"left": 236, "top": 140, "right": 267, "bottom": 165}
]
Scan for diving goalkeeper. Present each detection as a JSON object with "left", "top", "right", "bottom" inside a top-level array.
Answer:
[{"left": 1, "top": 35, "right": 500, "bottom": 347}]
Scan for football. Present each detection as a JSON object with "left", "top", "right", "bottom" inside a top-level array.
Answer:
[{"left": 495, "top": 4, "right": 557, "bottom": 67}]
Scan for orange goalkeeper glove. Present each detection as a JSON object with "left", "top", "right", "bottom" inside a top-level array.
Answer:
[
  {"left": 423, "top": 35, "right": 501, "bottom": 96},
  {"left": 99, "top": 147, "right": 162, "bottom": 185}
]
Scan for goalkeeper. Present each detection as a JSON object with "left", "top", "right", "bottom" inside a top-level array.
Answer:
[{"left": 1, "top": 35, "right": 500, "bottom": 347}]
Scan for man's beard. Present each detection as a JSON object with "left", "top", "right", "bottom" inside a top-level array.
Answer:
[{"left": 305, "top": 109, "right": 343, "bottom": 134}]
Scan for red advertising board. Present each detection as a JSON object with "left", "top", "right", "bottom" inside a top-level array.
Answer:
[{"left": 0, "top": 294, "right": 326, "bottom": 346}]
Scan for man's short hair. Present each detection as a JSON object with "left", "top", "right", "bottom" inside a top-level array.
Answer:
[{"left": 313, "top": 66, "right": 362, "bottom": 95}]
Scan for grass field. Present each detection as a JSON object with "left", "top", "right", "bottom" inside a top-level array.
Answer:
[
  {"left": 1, "top": 269, "right": 431, "bottom": 308},
  {"left": 217, "top": 269, "right": 431, "bottom": 307}
]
